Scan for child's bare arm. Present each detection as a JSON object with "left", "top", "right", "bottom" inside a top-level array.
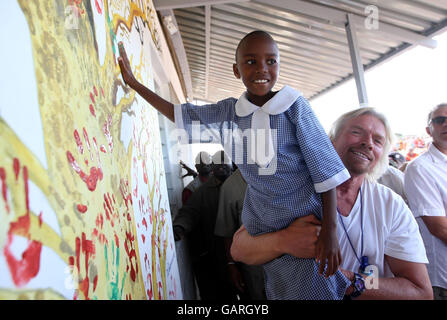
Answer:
[
  {"left": 117, "top": 42, "right": 175, "bottom": 122},
  {"left": 315, "top": 188, "right": 342, "bottom": 277}
]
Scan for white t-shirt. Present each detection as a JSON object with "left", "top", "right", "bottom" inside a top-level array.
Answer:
[
  {"left": 338, "top": 180, "right": 428, "bottom": 279},
  {"left": 404, "top": 143, "right": 447, "bottom": 288}
]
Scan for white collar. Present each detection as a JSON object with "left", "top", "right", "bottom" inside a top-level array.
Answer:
[
  {"left": 235, "top": 85, "right": 301, "bottom": 117},
  {"left": 428, "top": 143, "right": 447, "bottom": 163},
  {"left": 233, "top": 86, "right": 301, "bottom": 168}
]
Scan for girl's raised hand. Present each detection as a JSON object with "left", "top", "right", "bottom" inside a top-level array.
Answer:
[{"left": 117, "top": 42, "right": 136, "bottom": 87}]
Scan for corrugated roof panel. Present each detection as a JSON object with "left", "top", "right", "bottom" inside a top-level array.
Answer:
[{"left": 166, "top": 0, "right": 447, "bottom": 103}]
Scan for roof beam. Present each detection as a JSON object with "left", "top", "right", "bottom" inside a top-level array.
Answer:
[
  {"left": 204, "top": 5, "right": 211, "bottom": 100},
  {"left": 158, "top": 9, "right": 194, "bottom": 101},
  {"left": 153, "top": 0, "right": 249, "bottom": 10},
  {"left": 345, "top": 14, "right": 368, "bottom": 107},
  {"left": 253, "top": 0, "right": 437, "bottom": 48}
]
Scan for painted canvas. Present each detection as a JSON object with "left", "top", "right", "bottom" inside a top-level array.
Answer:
[{"left": 0, "top": 0, "right": 182, "bottom": 300}]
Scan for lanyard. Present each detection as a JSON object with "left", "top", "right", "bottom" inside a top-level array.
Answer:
[{"left": 337, "top": 185, "right": 368, "bottom": 272}]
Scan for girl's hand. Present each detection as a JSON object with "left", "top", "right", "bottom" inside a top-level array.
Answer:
[
  {"left": 117, "top": 42, "right": 137, "bottom": 87},
  {"left": 315, "top": 225, "right": 342, "bottom": 278}
]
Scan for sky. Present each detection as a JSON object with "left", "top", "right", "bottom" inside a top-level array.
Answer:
[{"left": 311, "top": 30, "right": 447, "bottom": 137}]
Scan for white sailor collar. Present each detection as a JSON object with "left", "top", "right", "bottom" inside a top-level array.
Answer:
[{"left": 235, "top": 85, "right": 302, "bottom": 117}]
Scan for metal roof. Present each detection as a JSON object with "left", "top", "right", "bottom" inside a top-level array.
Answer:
[{"left": 154, "top": 0, "right": 447, "bottom": 103}]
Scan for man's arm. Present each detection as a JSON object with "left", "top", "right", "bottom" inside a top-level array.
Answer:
[
  {"left": 118, "top": 42, "right": 174, "bottom": 121},
  {"left": 173, "top": 191, "right": 202, "bottom": 240},
  {"left": 214, "top": 185, "right": 245, "bottom": 292},
  {"left": 230, "top": 215, "right": 321, "bottom": 265},
  {"left": 180, "top": 161, "right": 198, "bottom": 178},
  {"left": 421, "top": 216, "right": 447, "bottom": 245},
  {"left": 404, "top": 162, "right": 447, "bottom": 243},
  {"left": 224, "top": 237, "right": 245, "bottom": 293},
  {"left": 342, "top": 255, "right": 433, "bottom": 300}
]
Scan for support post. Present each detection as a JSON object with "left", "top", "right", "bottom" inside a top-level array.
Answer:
[{"left": 345, "top": 13, "right": 368, "bottom": 107}]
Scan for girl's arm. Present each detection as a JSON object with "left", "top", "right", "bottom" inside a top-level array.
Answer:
[
  {"left": 118, "top": 42, "right": 175, "bottom": 122},
  {"left": 316, "top": 188, "right": 342, "bottom": 277}
]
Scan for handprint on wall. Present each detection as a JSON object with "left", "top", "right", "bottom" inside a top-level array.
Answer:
[{"left": 0, "top": 0, "right": 181, "bottom": 300}]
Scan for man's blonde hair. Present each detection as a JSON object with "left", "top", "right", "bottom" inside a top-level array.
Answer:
[{"left": 328, "top": 107, "right": 394, "bottom": 181}]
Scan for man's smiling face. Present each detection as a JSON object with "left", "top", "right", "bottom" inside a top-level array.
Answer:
[{"left": 333, "top": 114, "right": 386, "bottom": 177}]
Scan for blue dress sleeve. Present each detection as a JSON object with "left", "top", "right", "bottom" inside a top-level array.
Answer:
[
  {"left": 174, "top": 98, "right": 236, "bottom": 145},
  {"left": 287, "top": 96, "right": 350, "bottom": 193}
]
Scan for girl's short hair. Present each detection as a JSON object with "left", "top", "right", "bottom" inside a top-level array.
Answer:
[
  {"left": 328, "top": 107, "right": 394, "bottom": 181},
  {"left": 235, "top": 30, "right": 276, "bottom": 62}
]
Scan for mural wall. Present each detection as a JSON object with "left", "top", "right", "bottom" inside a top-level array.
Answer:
[{"left": 0, "top": 0, "right": 182, "bottom": 299}]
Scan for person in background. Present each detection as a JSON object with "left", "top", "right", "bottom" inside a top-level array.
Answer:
[
  {"left": 404, "top": 103, "right": 447, "bottom": 300},
  {"left": 181, "top": 151, "right": 212, "bottom": 205},
  {"left": 214, "top": 168, "right": 266, "bottom": 300},
  {"left": 377, "top": 167, "right": 407, "bottom": 204},
  {"left": 173, "top": 151, "right": 234, "bottom": 300},
  {"left": 388, "top": 152, "right": 405, "bottom": 169}
]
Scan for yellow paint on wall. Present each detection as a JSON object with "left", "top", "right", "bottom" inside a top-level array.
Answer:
[{"left": 0, "top": 0, "right": 178, "bottom": 300}]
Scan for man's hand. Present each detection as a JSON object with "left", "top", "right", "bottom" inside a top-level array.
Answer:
[
  {"left": 315, "top": 225, "right": 342, "bottom": 277},
  {"left": 280, "top": 215, "right": 322, "bottom": 259},
  {"left": 117, "top": 42, "right": 137, "bottom": 87},
  {"left": 339, "top": 268, "right": 355, "bottom": 296},
  {"left": 231, "top": 215, "right": 322, "bottom": 265},
  {"left": 180, "top": 160, "right": 198, "bottom": 178}
]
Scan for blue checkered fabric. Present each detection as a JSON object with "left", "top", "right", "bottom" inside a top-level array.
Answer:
[{"left": 178, "top": 94, "right": 351, "bottom": 299}]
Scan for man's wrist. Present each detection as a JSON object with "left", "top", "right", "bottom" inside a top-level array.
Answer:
[{"left": 350, "top": 273, "right": 366, "bottom": 298}]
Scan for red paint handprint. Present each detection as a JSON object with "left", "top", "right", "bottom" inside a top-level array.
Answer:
[
  {"left": 66, "top": 85, "right": 111, "bottom": 192},
  {"left": 1, "top": 158, "right": 43, "bottom": 287},
  {"left": 67, "top": 127, "right": 103, "bottom": 192}
]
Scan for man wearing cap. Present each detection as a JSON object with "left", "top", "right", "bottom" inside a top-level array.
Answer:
[
  {"left": 405, "top": 103, "right": 447, "bottom": 300},
  {"left": 181, "top": 151, "right": 212, "bottom": 205}
]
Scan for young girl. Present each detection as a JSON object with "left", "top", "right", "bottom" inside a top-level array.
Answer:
[{"left": 118, "top": 31, "right": 351, "bottom": 299}]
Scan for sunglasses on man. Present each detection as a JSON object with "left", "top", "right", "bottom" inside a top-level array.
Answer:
[{"left": 430, "top": 116, "right": 447, "bottom": 125}]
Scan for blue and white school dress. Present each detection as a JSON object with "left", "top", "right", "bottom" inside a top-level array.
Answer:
[{"left": 174, "top": 85, "right": 351, "bottom": 299}]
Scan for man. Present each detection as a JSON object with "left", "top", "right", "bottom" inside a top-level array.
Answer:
[
  {"left": 405, "top": 103, "right": 447, "bottom": 300},
  {"left": 181, "top": 151, "right": 212, "bottom": 205},
  {"left": 173, "top": 151, "right": 234, "bottom": 300},
  {"left": 214, "top": 169, "right": 266, "bottom": 300},
  {"left": 231, "top": 107, "right": 433, "bottom": 300}
]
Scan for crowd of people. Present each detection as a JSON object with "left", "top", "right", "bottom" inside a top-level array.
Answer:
[
  {"left": 393, "top": 135, "right": 430, "bottom": 163},
  {"left": 117, "top": 30, "right": 447, "bottom": 300}
]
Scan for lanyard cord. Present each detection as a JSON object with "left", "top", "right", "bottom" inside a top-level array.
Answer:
[{"left": 337, "top": 185, "right": 363, "bottom": 266}]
